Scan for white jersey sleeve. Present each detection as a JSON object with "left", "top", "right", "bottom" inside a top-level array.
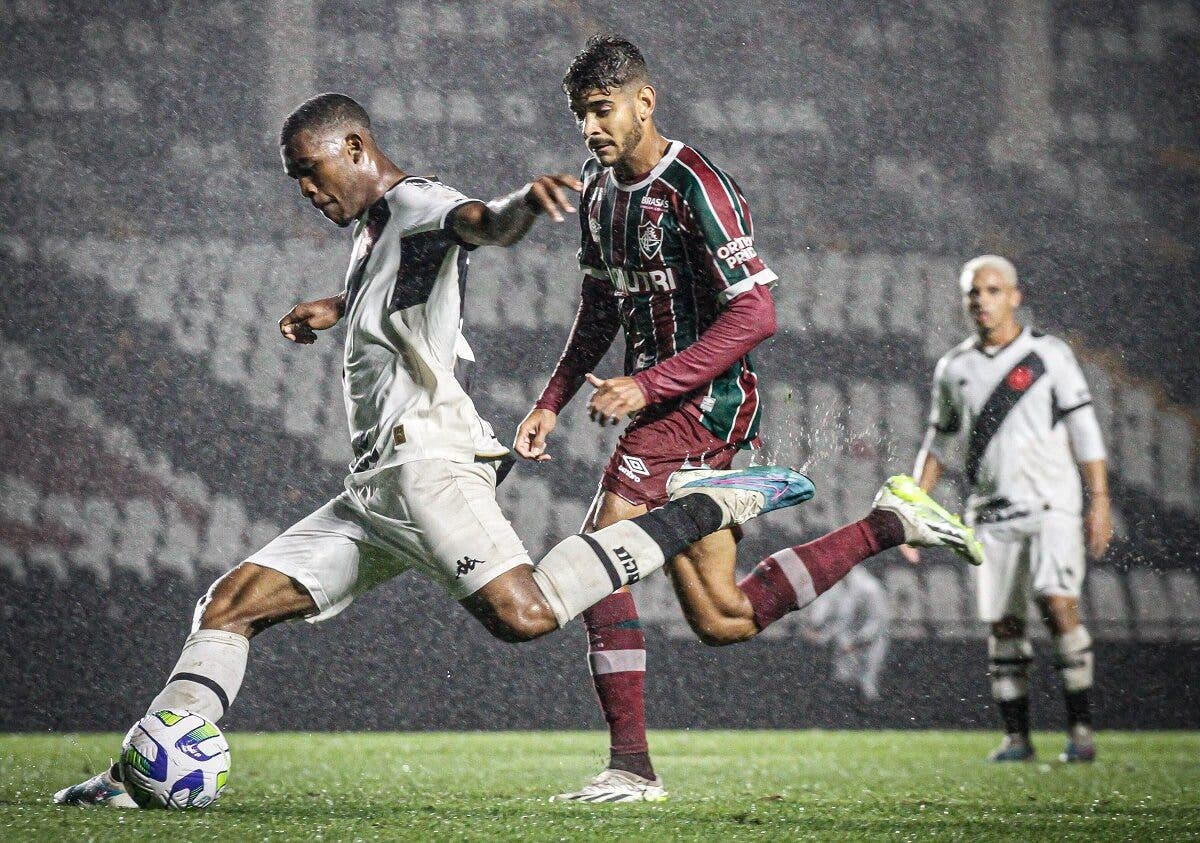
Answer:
[
  {"left": 916, "top": 351, "right": 964, "bottom": 469},
  {"left": 1049, "top": 339, "right": 1106, "bottom": 463},
  {"left": 390, "top": 178, "right": 479, "bottom": 238}
]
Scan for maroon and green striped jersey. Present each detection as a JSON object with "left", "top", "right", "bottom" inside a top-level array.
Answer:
[{"left": 578, "top": 140, "right": 777, "bottom": 445}]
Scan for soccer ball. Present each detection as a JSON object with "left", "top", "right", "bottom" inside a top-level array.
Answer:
[{"left": 119, "top": 709, "right": 231, "bottom": 809}]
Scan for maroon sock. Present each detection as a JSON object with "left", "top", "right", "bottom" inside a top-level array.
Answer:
[
  {"left": 738, "top": 510, "right": 903, "bottom": 631},
  {"left": 582, "top": 590, "right": 654, "bottom": 779}
]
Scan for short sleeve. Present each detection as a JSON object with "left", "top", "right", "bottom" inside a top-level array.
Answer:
[
  {"left": 927, "top": 355, "right": 962, "bottom": 435},
  {"left": 1050, "top": 340, "right": 1093, "bottom": 411},
  {"left": 677, "top": 150, "right": 776, "bottom": 303},
  {"left": 392, "top": 178, "right": 478, "bottom": 239}
]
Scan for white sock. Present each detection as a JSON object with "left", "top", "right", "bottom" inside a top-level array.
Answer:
[
  {"left": 532, "top": 520, "right": 666, "bottom": 626},
  {"left": 988, "top": 636, "right": 1032, "bottom": 701},
  {"left": 146, "top": 630, "right": 249, "bottom": 723},
  {"left": 1053, "top": 625, "right": 1094, "bottom": 692}
]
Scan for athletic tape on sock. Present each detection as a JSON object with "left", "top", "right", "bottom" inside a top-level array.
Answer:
[
  {"left": 988, "top": 636, "right": 1032, "bottom": 702},
  {"left": 532, "top": 523, "right": 667, "bottom": 625},
  {"left": 146, "top": 629, "right": 249, "bottom": 722},
  {"left": 1053, "top": 625, "right": 1094, "bottom": 692}
]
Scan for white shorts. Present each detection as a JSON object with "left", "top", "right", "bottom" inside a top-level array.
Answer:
[
  {"left": 247, "top": 459, "right": 531, "bottom": 622},
  {"left": 973, "top": 511, "right": 1086, "bottom": 623}
]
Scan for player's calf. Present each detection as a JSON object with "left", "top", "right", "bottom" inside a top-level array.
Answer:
[
  {"left": 987, "top": 632, "right": 1035, "bottom": 761},
  {"left": 1052, "top": 624, "right": 1096, "bottom": 762}
]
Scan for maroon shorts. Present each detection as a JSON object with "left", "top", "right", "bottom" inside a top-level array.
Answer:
[{"left": 601, "top": 408, "right": 742, "bottom": 508}]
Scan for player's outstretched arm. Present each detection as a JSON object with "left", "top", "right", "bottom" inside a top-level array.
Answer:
[
  {"left": 451, "top": 174, "right": 582, "bottom": 247},
  {"left": 279, "top": 292, "right": 346, "bottom": 344},
  {"left": 518, "top": 277, "right": 621, "bottom": 452}
]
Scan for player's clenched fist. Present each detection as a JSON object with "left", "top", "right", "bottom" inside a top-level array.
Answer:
[
  {"left": 514, "top": 408, "right": 557, "bottom": 462},
  {"left": 524, "top": 174, "right": 583, "bottom": 222},
  {"left": 585, "top": 373, "right": 647, "bottom": 426},
  {"left": 279, "top": 293, "right": 346, "bottom": 344}
]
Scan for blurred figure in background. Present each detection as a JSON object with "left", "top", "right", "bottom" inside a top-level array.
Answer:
[
  {"left": 903, "top": 255, "right": 1111, "bottom": 763},
  {"left": 803, "top": 566, "right": 890, "bottom": 702}
]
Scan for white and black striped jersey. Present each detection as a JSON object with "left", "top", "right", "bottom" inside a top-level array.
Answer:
[
  {"left": 919, "top": 327, "right": 1106, "bottom": 522},
  {"left": 340, "top": 177, "right": 507, "bottom": 478}
]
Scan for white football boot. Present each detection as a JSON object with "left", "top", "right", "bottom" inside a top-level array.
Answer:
[
  {"left": 550, "top": 768, "right": 668, "bottom": 804},
  {"left": 53, "top": 763, "right": 137, "bottom": 807},
  {"left": 872, "top": 475, "right": 985, "bottom": 566}
]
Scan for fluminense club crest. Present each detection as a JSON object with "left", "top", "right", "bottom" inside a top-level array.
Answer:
[{"left": 638, "top": 216, "right": 663, "bottom": 260}]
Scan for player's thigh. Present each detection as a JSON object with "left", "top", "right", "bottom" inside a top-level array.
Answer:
[
  {"left": 242, "top": 495, "right": 390, "bottom": 624},
  {"left": 385, "top": 459, "right": 533, "bottom": 599},
  {"left": 585, "top": 487, "right": 648, "bottom": 532},
  {"left": 664, "top": 528, "right": 748, "bottom": 623},
  {"left": 973, "top": 524, "right": 1030, "bottom": 624},
  {"left": 1029, "top": 514, "right": 1086, "bottom": 600},
  {"left": 599, "top": 408, "right": 740, "bottom": 511}
]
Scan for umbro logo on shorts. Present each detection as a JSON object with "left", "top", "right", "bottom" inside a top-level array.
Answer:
[{"left": 618, "top": 455, "right": 650, "bottom": 483}]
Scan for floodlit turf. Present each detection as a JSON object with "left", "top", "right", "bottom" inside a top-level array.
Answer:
[{"left": 3, "top": 731, "right": 1198, "bottom": 841}]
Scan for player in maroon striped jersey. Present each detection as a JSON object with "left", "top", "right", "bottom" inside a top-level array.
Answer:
[{"left": 514, "top": 36, "right": 985, "bottom": 804}]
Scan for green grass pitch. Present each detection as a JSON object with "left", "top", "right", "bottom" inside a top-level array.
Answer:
[{"left": 3, "top": 731, "right": 1198, "bottom": 841}]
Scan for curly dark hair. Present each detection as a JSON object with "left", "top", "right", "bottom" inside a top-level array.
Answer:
[
  {"left": 279, "top": 92, "right": 370, "bottom": 146},
  {"left": 561, "top": 34, "right": 649, "bottom": 102}
]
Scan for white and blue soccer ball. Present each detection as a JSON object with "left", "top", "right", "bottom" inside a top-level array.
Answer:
[{"left": 119, "top": 709, "right": 231, "bottom": 809}]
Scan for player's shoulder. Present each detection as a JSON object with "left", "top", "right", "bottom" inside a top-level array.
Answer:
[
  {"left": 937, "top": 336, "right": 977, "bottom": 371},
  {"left": 1027, "top": 328, "right": 1079, "bottom": 362},
  {"left": 390, "top": 175, "right": 466, "bottom": 204},
  {"left": 665, "top": 142, "right": 738, "bottom": 196},
  {"left": 386, "top": 176, "right": 473, "bottom": 235},
  {"left": 580, "top": 157, "right": 604, "bottom": 183}
]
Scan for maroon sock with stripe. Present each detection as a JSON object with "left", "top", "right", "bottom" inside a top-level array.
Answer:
[
  {"left": 582, "top": 590, "right": 654, "bottom": 780},
  {"left": 738, "top": 510, "right": 904, "bottom": 631}
]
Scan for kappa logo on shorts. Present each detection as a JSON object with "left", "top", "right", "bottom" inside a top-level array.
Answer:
[
  {"left": 455, "top": 557, "right": 486, "bottom": 578},
  {"left": 618, "top": 455, "right": 651, "bottom": 483}
]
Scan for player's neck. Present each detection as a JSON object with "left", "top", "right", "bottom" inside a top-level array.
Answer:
[
  {"left": 979, "top": 321, "right": 1022, "bottom": 349},
  {"left": 357, "top": 155, "right": 408, "bottom": 217},
  {"left": 613, "top": 129, "right": 669, "bottom": 183}
]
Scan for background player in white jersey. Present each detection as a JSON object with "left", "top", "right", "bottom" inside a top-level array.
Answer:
[
  {"left": 904, "top": 255, "right": 1112, "bottom": 763},
  {"left": 54, "top": 92, "right": 817, "bottom": 806},
  {"left": 803, "top": 566, "right": 890, "bottom": 702}
]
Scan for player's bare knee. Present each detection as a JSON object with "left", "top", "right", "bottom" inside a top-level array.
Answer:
[
  {"left": 477, "top": 595, "right": 558, "bottom": 643},
  {"left": 1036, "top": 595, "right": 1079, "bottom": 635},
  {"left": 198, "top": 562, "right": 307, "bottom": 637},
  {"left": 688, "top": 612, "right": 754, "bottom": 647}
]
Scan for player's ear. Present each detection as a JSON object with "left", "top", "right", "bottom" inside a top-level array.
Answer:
[
  {"left": 345, "top": 132, "right": 364, "bottom": 164},
  {"left": 636, "top": 83, "right": 656, "bottom": 120},
  {"left": 1011, "top": 286, "right": 1022, "bottom": 308}
]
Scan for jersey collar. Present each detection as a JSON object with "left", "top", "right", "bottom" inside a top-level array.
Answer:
[
  {"left": 975, "top": 325, "right": 1028, "bottom": 359},
  {"left": 611, "top": 140, "right": 683, "bottom": 192}
]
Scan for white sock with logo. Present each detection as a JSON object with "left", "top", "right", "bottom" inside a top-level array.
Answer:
[
  {"left": 145, "top": 630, "right": 249, "bottom": 723},
  {"left": 532, "top": 521, "right": 667, "bottom": 626}
]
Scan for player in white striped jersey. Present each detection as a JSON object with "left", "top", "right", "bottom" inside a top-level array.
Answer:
[{"left": 904, "top": 255, "right": 1112, "bottom": 763}]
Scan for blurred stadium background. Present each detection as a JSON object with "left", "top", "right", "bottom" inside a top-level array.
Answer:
[{"left": 0, "top": 0, "right": 1197, "bottom": 732}]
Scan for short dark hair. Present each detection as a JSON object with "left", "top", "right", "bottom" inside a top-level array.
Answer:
[
  {"left": 279, "top": 93, "right": 370, "bottom": 146},
  {"left": 562, "top": 35, "right": 648, "bottom": 102}
]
